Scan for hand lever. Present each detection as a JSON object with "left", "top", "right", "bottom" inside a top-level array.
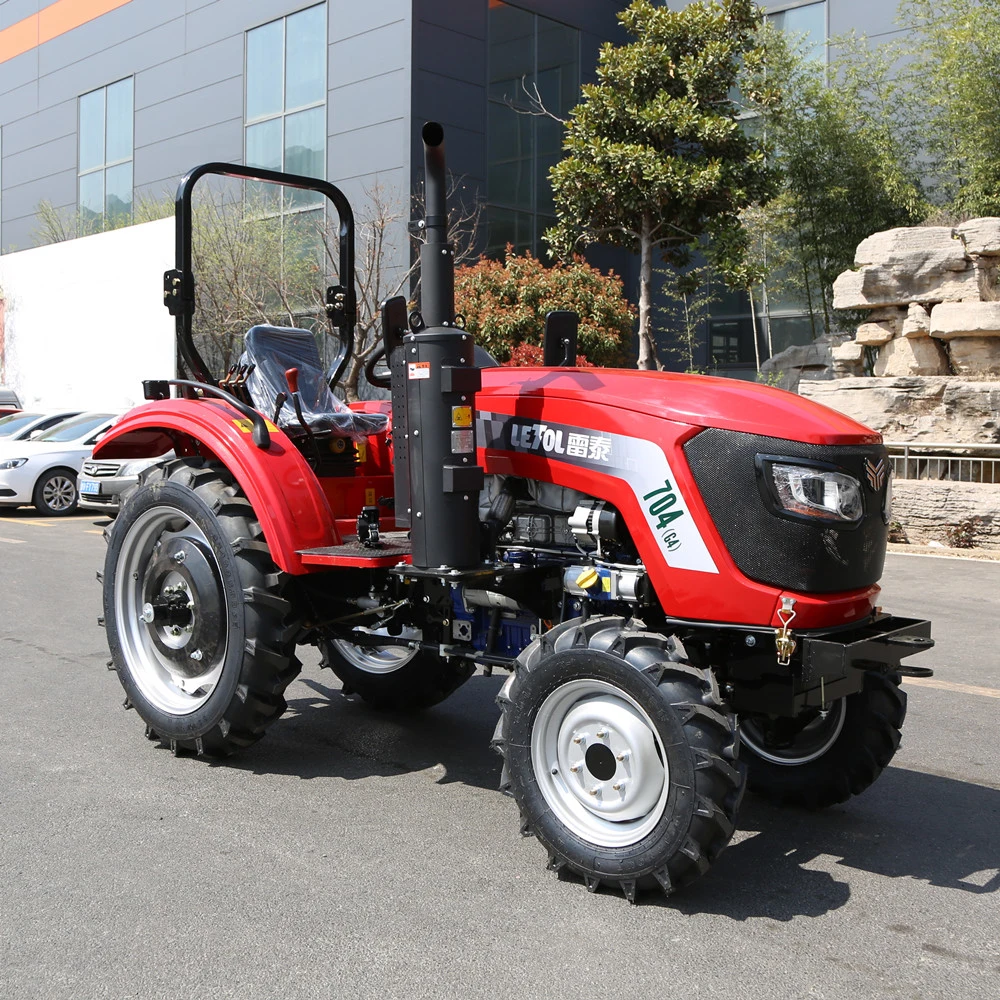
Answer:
[{"left": 285, "top": 367, "right": 299, "bottom": 395}]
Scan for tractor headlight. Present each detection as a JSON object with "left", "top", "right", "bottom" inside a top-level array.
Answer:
[
  {"left": 762, "top": 460, "right": 863, "bottom": 525},
  {"left": 0, "top": 458, "right": 28, "bottom": 470}
]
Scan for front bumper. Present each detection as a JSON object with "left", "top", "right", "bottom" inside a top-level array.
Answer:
[
  {"left": 78, "top": 475, "right": 138, "bottom": 510},
  {"left": 727, "top": 614, "right": 934, "bottom": 715}
]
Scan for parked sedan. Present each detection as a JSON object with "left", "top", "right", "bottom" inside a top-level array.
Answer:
[
  {"left": 78, "top": 453, "right": 172, "bottom": 514},
  {"left": 0, "top": 412, "right": 117, "bottom": 516},
  {"left": 0, "top": 410, "right": 83, "bottom": 441}
]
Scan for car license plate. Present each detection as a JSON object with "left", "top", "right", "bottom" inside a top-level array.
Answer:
[{"left": 79, "top": 479, "right": 101, "bottom": 495}]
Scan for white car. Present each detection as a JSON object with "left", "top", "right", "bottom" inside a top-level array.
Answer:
[
  {"left": 0, "top": 410, "right": 83, "bottom": 442},
  {"left": 79, "top": 452, "right": 173, "bottom": 514},
  {"left": 0, "top": 412, "right": 118, "bottom": 516}
]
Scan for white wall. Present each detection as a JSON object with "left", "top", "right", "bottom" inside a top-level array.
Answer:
[{"left": 0, "top": 219, "right": 175, "bottom": 410}]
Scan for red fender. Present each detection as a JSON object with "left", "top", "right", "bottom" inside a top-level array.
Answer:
[{"left": 93, "top": 399, "right": 339, "bottom": 573}]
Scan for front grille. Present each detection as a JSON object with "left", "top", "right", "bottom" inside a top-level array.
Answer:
[
  {"left": 684, "top": 428, "right": 889, "bottom": 593},
  {"left": 82, "top": 462, "right": 120, "bottom": 478}
]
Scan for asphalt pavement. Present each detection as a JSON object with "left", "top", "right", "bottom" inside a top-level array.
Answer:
[{"left": 0, "top": 508, "right": 997, "bottom": 1000}]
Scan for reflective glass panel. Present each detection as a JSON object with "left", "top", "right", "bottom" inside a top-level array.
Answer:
[
  {"left": 246, "top": 118, "right": 283, "bottom": 171},
  {"left": 487, "top": 102, "right": 533, "bottom": 212},
  {"left": 105, "top": 161, "right": 132, "bottom": 224},
  {"left": 488, "top": 2, "right": 534, "bottom": 105},
  {"left": 79, "top": 171, "right": 104, "bottom": 223},
  {"left": 486, "top": 207, "right": 533, "bottom": 259},
  {"left": 79, "top": 89, "right": 105, "bottom": 171},
  {"left": 769, "top": 1, "right": 826, "bottom": 62},
  {"left": 284, "top": 107, "right": 324, "bottom": 209},
  {"left": 286, "top": 4, "right": 326, "bottom": 110},
  {"left": 105, "top": 78, "right": 133, "bottom": 163},
  {"left": 536, "top": 21, "right": 578, "bottom": 116},
  {"left": 246, "top": 20, "right": 284, "bottom": 120}
]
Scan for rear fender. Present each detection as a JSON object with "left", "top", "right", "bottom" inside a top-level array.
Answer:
[{"left": 94, "top": 400, "right": 339, "bottom": 573}]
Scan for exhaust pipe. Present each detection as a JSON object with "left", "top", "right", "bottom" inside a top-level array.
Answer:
[
  {"left": 404, "top": 122, "right": 483, "bottom": 570},
  {"left": 419, "top": 121, "right": 454, "bottom": 328}
]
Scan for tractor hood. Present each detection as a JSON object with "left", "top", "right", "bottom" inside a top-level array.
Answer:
[{"left": 479, "top": 368, "right": 879, "bottom": 446}]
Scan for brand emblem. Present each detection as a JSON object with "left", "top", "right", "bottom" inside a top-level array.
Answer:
[{"left": 865, "top": 458, "right": 887, "bottom": 492}]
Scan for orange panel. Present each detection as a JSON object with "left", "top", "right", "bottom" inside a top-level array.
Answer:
[
  {"left": 1, "top": 0, "right": 134, "bottom": 64},
  {"left": 38, "top": 0, "right": 135, "bottom": 44}
]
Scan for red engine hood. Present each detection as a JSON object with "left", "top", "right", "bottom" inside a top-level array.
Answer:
[{"left": 479, "top": 368, "right": 879, "bottom": 446}]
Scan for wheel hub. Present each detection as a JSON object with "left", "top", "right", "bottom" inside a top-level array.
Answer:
[
  {"left": 139, "top": 535, "right": 223, "bottom": 677},
  {"left": 555, "top": 695, "right": 664, "bottom": 820}
]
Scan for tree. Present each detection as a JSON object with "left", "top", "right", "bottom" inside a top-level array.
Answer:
[
  {"left": 545, "top": 0, "right": 779, "bottom": 369},
  {"left": 454, "top": 246, "right": 635, "bottom": 367},
  {"left": 898, "top": 0, "right": 1000, "bottom": 218},
  {"left": 656, "top": 261, "right": 718, "bottom": 372},
  {"left": 740, "top": 26, "right": 926, "bottom": 338}
]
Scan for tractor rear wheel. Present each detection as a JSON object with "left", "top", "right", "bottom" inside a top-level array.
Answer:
[
  {"left": 320, "top": 633, "right": 473, "bottom": 711},
  {"left": 739, "top": 671, "right": 907, "bottom": 809},
  {"left": 103, "top": 458, "right": 300, "bottom": 756},
  {"left": 493, "top": 617, "right": 745, "bottom": 901}
]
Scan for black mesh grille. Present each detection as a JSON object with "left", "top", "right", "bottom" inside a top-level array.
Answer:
[{"left": 683, "top": 428, "right": 889, "bottom": 593}]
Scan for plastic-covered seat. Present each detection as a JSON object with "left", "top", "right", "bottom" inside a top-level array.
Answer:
[{"left": 241, "top": 325, "right": 388, "bottom": 440}]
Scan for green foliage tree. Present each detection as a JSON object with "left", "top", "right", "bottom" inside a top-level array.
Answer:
[
  {"left": 741, "top": 26, "right": 926, "bottom": 337},
  {"left": 454, "top": 246, "right": 635, "bottom": 366},
  {"left": 545, "top": 0, "right": 779, "bottom": 369},
  {"left": 898, "top": 0, "right": 1000, "bottom": 217}
]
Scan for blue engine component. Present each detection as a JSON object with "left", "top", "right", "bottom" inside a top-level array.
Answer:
[{"left": 450, "top": 591, "right": 538, "bottom": 659}]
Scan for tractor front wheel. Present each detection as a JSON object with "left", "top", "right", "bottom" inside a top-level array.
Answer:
[
  {"left": 494, "top": 617, "right": 745, "bottom": 901},
  {"left": 739, "top": 671, "right": 907, "bottom": 809},
  {"left": 103, "top": 459, "right": 300, "bottom": 756}
]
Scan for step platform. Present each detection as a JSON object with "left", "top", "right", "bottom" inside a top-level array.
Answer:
[{"left": 298, "top": 531, "right": 412, "bottom": 568}]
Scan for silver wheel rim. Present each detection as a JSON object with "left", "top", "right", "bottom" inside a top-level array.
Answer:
[
  {"left": 740, "top": 700, "right": 847, "bottom": 766},
  {"left": 331, "top": 627, "right": 420, "bottom": 675},
  {"left": 43, "top": 475, "right": 76, "bottom": 511},
  {"left": 114, "top": 506, "right": 228, "bottom": 715},
  {"left": 531, "top": 679, "right": 669, "bottom": 848}
]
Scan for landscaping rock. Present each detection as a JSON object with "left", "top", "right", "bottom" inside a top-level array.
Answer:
[
  {"left": 929, "top": 301, "right": 1000, "bottom": 338},
  {"left": 873, "top": 335, "right": 949, "bottom": 376},
  {"left": 956, "top": 217, "right": 1000, "bottom": 256},
  {"left": 947, "top": 336, "right": 1000, "bottom": 375},
  {"left": 902, "top": 303, "right": 931, "bottom": 338}
]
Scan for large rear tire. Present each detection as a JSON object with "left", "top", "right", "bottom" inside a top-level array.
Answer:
[
  {"left": 493, "top": 617, "right": 745, "bottom": 901},
  {"left": 103, "top": 458, "right": 300, "bottom": 756},
  {"left": 739, "top": 671, "right": 907, "bottom": 809},
  {"left": 320, "top": 633, "right": 473, "bottom": 711}
]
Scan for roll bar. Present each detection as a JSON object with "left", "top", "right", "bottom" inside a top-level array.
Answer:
[{"left": 163, "top": 162, "right": 356, "bottom": 389}]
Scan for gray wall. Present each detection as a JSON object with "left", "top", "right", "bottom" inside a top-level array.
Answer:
[{"left": 0, "top": 0, "right": 413, "bottom": 253}]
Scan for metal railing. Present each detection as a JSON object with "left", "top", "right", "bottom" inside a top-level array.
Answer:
[{"left": 885, "top": 442, "right": 1000, "bottom": 484}]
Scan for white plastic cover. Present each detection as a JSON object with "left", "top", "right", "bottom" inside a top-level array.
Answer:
[{"left": 241, "top": 325, "right": 388, "bottom": 440}]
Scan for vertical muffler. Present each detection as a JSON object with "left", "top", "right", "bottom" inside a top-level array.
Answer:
[{"left": 405, "top": 122, "right": 484, "bottom": 570}]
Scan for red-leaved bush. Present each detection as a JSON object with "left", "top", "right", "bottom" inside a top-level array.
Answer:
[{"left": 454, "top": 246, "right": 634, "bottom": 367}]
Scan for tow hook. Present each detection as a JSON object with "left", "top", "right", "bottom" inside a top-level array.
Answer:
[{"left": 775, "top": 597, "right": 797, "bottom": 666}]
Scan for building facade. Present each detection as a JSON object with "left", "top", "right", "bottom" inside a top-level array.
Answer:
[{"left": 0, "top": 0, "right": 905, "bottom": 376}]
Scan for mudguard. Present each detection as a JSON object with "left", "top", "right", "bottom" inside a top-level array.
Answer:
[{"left": 93, "top": 399, "right": 339, "bottom": 573}]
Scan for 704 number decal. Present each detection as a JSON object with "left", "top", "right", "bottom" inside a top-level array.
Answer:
[{"left": 643, "top": 480, "right": 684, "bottom": 551}]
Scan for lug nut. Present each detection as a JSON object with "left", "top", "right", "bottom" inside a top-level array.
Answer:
[
  {"left": 612, "top": 781, "right": 626, "bottom": 792},
  {"left": 616, "top": 750, "right": 631, "bottom": 762},
  {"left": 596, "top": 727, "right": 609, "bottom": 739},
  {"left": 572, "top": 732, "right": 587, "bottom": 745},
  {"left": 190, "top": 649, "right": 203, "bottom": 661},
  {"left": 570, "top": 763, "right": 582, "bottom": 773},
  {"left": 139, "top": 603, "right": 154, "bottom": 624},
  {"left": 173, "top": 550, "right": 186, "bottom": 564}
]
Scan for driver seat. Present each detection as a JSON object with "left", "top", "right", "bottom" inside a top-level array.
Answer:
[{"left": 241, "top": 325, "right": 388, "bottom": 440}]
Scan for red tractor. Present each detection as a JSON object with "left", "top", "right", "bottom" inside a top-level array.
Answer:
[{"left": 98, "top": 123, "right": 933, "bottom": 900}]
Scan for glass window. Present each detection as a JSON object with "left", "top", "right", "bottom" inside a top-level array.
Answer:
[
  {"left": 246, "top": 20, "right": 284, "bottom": 120},
  {"left": 285, "top": 4, "right": 326, "bottom": 110},
  {"left": 78, "top": 78, "right": 133, "bottom": 231},
  {"left": 768, "top": 1, "right": 826, "bottom": 62},
  {"left": 487, "top": 3, "right": 579, "bottom": 258},
  {"left": 245, "top": 4, "right": 327, "bottom": 214},
  {"left": 37, "top": 414, "right": 114, "bottom": 442}
]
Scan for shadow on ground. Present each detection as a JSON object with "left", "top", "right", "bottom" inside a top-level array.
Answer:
[{"left": 213, "top": 671, "right": 999, "bottom": 918}]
